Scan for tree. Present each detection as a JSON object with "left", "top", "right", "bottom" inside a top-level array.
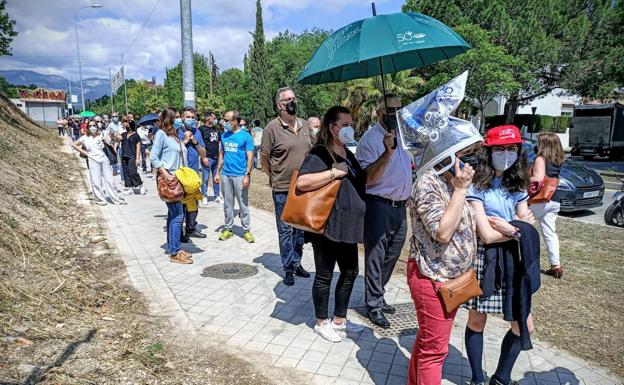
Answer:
[
  {"left": 0, "top": 0, "right": 17, "bottom": 55},
  {"left": 217, "top": 68, "right": 252, "bottom": 117},
  {"left": 248, "top": 0, "right": 273, "bottom": 125},
  {"left": 416, "top": 24, "right": 522, "bottom": 131},
  {"left": 164, "top": 53, "right": 212, "bottom": 109},
  {"left": 402, "top": 0, "right": 623, "bottom": 122}
]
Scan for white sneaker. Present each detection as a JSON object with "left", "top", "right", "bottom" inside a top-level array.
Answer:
[
  {"left": 139, "top": 185, "right": 147, "bottom": 195},
  {"left": 113, "top": 200, "right": 127, "bottom": 205},
  {"left": 331, "top": 319, "right": 365, "bottom": 333},
  {"left": 314, "top": 320, "right": 342, "bottom": 343},
  {"left": 95, "top": 200, "right": 108, "bottom": 206},
  {"left": 201, "top": 197, "right": 209, "bottom": 206},
  {"left": 214, "top": 196, "right": 223, "bottom": 204},
  {"left": 123, "top": 188, "right": 133, "bottom": 195}
]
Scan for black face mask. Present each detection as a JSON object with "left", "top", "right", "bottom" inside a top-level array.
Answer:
[
  {"left": 459, "top": 153, "right": 478, "bottom": 169},
  {"left": 285, "top": 100, "right": 297, "bottom": 116},
  {"left": 382, "top": 114, "right": 398, "bottom": 131},
  {"left": 534, "top": 145, "right": 538, "bottom": 154}
]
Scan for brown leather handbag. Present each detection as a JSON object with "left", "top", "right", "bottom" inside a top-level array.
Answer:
[
  {"left": 280, "top": 147, "right": 341, "bottom": 234},
  {"left": 528, "top": 176, "right": 559, "bottom": 204},
  {"left": 434, "top": 209, "right": 482, "bottom": 314},
  {"left": 157, "top": 171, "right": 184, "bottom": 202},
  {"left": 435, "top": 268, "right": 483, "bottom": 314},
  {"left": 156, "top": 140, "right": 185, "bottom": 203}
]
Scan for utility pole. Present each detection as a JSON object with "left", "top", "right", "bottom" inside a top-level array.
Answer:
[
  {"left": 209, "top": 50, "right": 213, "bottom": 97},
  {"left": 108, "top": 67, "right": 114, "bottom": 115},
  {"left": 121, "top": 54, "right": 129, "bottom": 115},
  {"left": 180, "top": 0, "right": 195, "bottom": 108},
  {"left": 67, "top": 76, "right": 73, "bottom": 116}
]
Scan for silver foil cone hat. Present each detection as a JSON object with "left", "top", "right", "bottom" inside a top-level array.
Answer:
[{"left": 397, "top": 71, "right": 482, "bottom": 177}]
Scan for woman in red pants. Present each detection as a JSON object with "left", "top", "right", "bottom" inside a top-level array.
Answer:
[{"left": 407, "top": 140, "right": 481, "bottom": 384}]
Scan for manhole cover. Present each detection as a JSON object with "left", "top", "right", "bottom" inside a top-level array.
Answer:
[
  {"left": 201, "top": 263, "right": 258, "bottom": 279},
  {"left": 354, "top": 302, "right": 418, "bottom": 337}
]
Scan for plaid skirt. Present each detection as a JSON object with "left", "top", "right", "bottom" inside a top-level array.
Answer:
[{"left": 463, "top": 242, "right": 505, "bottom": 314}]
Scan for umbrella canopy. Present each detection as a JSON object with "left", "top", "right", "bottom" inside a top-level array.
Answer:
[
  {"left": 138, "top": 113, "right": 160, "bottom": 126},
  {"left": 79, "top": 111, "right": 96, "bottom": 118},
  {"left": 299, "top": 12, "right": 470, "bottom": 85}
]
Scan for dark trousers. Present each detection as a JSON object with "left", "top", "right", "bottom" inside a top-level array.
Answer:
[
  {"left": 121, "top": 157, "right": 143, "bottom": 188},
  {"left": 183, "top": 204, "right": 198, "bottom": 234},
  {"left": 140, "top": 143, "right": 148, "bottom": 171},
  {"left": 311, "top": 235, "right": 359, "bottom": 320},
  {"left": 272, "top": 191, "right": 304, "bottom": 272},
  {"left": 364, "top": 196, "right": 407, "bottom": 310}
]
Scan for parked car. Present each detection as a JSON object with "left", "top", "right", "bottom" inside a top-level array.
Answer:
[{"left": 523, "top": 140, "right": 605, "bottom": 212}]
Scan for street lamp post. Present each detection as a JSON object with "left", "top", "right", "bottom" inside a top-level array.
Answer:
[
  {"left": 74, "top": 4, "right": 102, "bottom": 112},
  {"left": 531, "top": 106, "right": 538, "bottom": 139}
]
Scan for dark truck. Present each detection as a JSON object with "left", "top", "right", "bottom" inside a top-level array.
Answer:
[{"left": 571, "top": 102, "right": 624, "bottom": 160}]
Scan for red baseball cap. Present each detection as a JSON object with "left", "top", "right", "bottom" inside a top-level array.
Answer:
[{"left": 483, "top": 125, "right": 524, "bottom": 146}]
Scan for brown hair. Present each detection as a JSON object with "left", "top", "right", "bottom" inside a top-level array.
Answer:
[
  {"left": 318, "top": 106, "right": 351, "bottom": 148},
  {"left": 159, "top": 107, "right": 177, "bottom": 137},
  {"left": 473, "top": 145, "right": 530, "bottom": 193},
  {"left": 536, "top": 132, "right": 564, "bottom": 167}
]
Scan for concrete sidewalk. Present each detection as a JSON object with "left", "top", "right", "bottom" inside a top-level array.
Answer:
[{"left": 91, "top": 168, "right": 620, "bottom": 385}]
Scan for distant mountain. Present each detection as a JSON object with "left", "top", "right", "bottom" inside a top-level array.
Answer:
[{"left": 0, "top": 69, "right": 110, "bottom": 105}]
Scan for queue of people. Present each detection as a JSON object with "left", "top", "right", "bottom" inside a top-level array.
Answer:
[{"left": 66, "top": 82, "right": 565, "bottom": 385}]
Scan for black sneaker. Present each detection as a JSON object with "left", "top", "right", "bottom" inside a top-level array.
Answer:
[
  {"left": 283, "top": 272, "right": 294, "bottom": 286},
  {"left": 187, "top": 229, "right": 207, "bottom": 239},
  {"left": 180, "top": 234, "right": 190, "bottom": 243},
  {"left": 294, "top": 264, "right": 310, "bottom": 278}
]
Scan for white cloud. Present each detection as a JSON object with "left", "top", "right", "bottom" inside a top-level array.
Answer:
[{"left": 2, "top": 0, "right": 402, "bottom": 82}]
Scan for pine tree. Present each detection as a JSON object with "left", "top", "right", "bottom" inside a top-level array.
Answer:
[{"left": 249, "top": 0, "right": 272, "bottom": 125}]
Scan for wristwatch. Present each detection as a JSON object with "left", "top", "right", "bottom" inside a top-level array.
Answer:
[{"left": 510, "top": 230, "right": 521, "bottom": 240}]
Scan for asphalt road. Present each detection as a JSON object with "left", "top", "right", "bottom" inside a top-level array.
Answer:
[
  {"left": 559, "top": 188, "right": 618, "bottom": 226},
  {"left": 570, "top": 156, "right": 624, "bottom": 173}
]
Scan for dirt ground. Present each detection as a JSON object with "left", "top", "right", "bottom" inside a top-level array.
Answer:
[
  {"left": 0, "top": 96, "right": 278, "bottom": 385},
  {"left": 248, "top": 166, "right": 624, "bottom": 379}
]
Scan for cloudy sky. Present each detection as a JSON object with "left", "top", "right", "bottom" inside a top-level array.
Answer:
[{"left": 2, "top": 0, "right": 403, "bottom": 82}]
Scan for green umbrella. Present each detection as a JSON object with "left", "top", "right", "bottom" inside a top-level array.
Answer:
[
  {"left": 79, "top": 110, "right": 96, "bottom": 118},
  {"left": 298, "top": 12, "right": 470, "bottom": 85}
]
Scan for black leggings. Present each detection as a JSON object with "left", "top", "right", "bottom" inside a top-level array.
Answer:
[
  {"left": 311, "top": 235, "right": 359, "bottom": 320},
  {"left": 121, "top": 157, "right": 143, "bottom": 188}
]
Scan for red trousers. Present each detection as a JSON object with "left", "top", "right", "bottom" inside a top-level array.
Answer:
[{"left": 407, "top": 259, "right": 458, "bottom": 385}]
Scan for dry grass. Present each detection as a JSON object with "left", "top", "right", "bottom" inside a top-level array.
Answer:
[
  {"left": 0, "top": 95, "right": 275, "bottom": 385},
  {"left": 249, "top": 167, "right": 624, "bottom": 380}
]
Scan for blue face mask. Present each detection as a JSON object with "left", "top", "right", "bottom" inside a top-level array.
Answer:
[
  {"left": 240, "top": 125, "right": 247, "bottom": 131},
  {"left": 173, "top": 118, "right": 183, "bottom": 129},
  {"left": 223, "top": 122, "right": 233, "bottom": 132},
  {"left": 184, "top": 118, "right": 197, "bottom": 128}
]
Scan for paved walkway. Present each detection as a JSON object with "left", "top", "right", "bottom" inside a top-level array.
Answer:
[{"left": 87, "top": 166, "right": 619, "bottom": 385}]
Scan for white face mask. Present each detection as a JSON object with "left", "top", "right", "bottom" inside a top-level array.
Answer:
[
  {"left": 338, "top": 125, "right": 355, "bottom": 145},
  {"left": 311, "top": 127, "right": 320, "bottom": 136},
  {"left": 88, "top": 126, "right": 98, "bottom": 134},
  {"left": 491, "top": 150, "right": 518, "bottom": 171}
]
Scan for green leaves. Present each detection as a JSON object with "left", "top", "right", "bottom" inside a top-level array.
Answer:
[{"left": 0, "top": 0, "right": 17, "bottom": 56}]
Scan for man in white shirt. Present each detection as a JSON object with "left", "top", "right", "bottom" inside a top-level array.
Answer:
[
  {"left": 136, "top": 124, "right": 151, "bottom": 172},
  {"left": 106, "top": 113, "right": 123, "bottom": 175},
  {"left": 356, "top": 94, "right": 413, "bottom": 329}
]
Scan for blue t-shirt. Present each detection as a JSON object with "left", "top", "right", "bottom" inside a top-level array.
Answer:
[
  {"left": 466, "top": 177, "right": 528, "bottom": 221},
  {"left": 177, "top": 127, "right": 205, "bottom": 172},
  {"left": 221, "top": 130, "right": 254, "bottom": 176}
]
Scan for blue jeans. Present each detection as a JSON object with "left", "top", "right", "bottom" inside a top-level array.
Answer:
[
  {"left": 166, "top": 201, "right": 184, "bottom": 255},
  {"left": 201, "top": 157, "right": 220, "bottom": 197},
  {"left": 272, "top": 191, "right": 304, "bottom": 272}
]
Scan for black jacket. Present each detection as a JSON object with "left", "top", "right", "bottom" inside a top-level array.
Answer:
[{"left": 481, "top": 221, "right": 541, "bottom": 350}]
